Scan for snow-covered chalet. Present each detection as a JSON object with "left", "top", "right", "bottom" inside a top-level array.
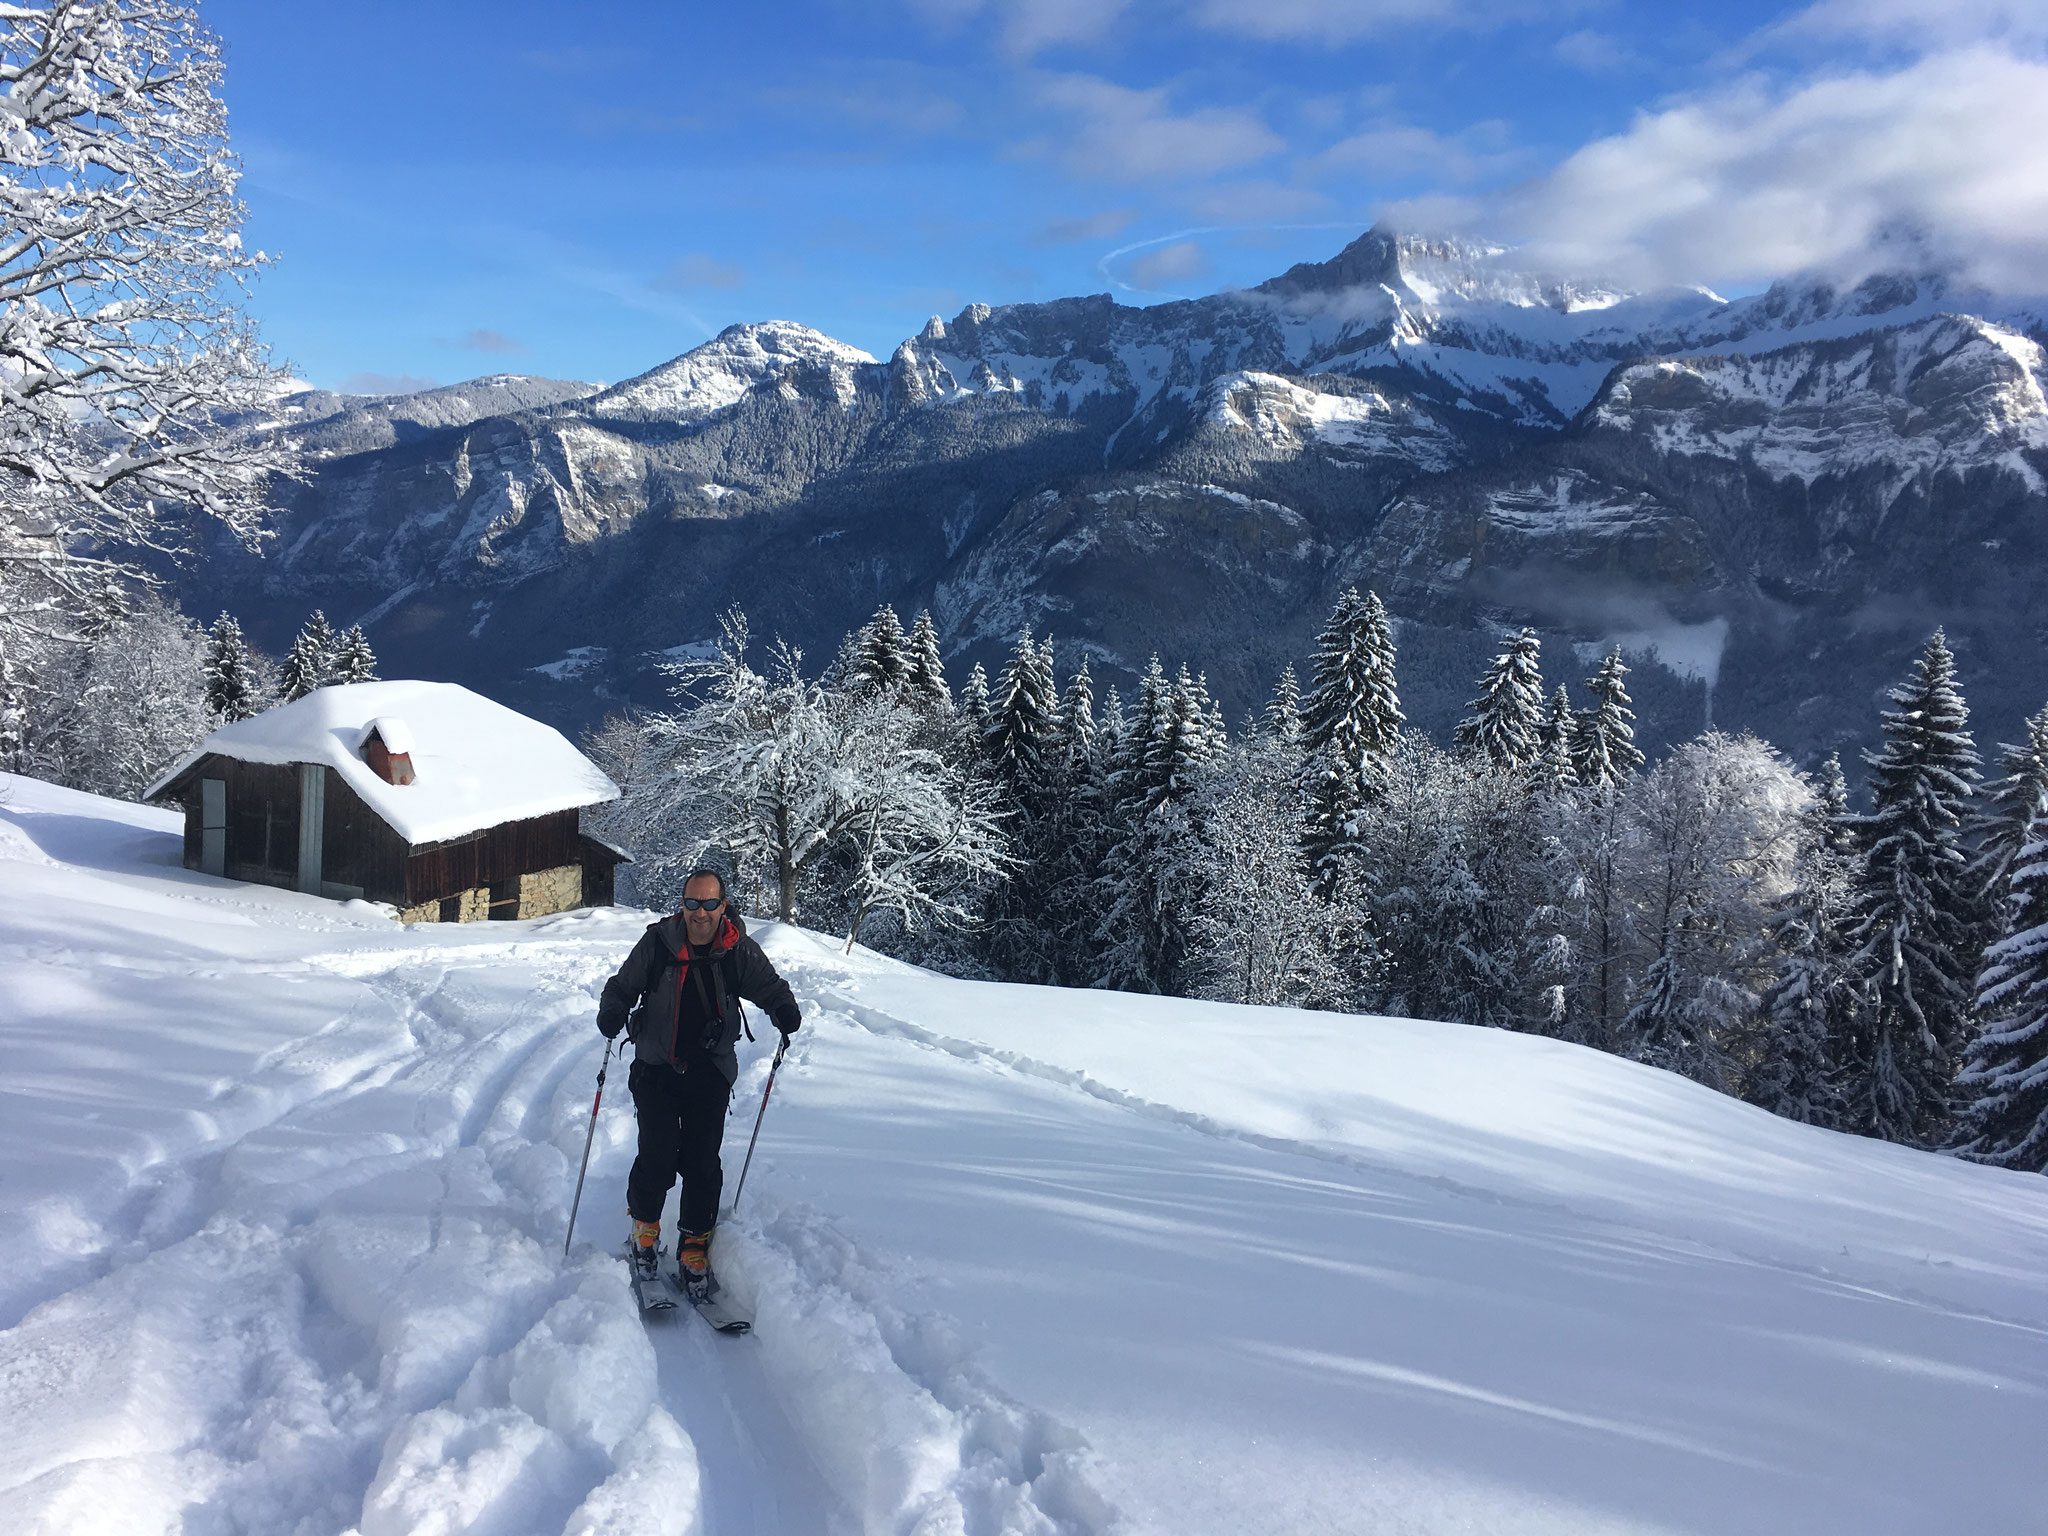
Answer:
[{"left": 147, "top": 681, "right": 627, "bottom": 922}]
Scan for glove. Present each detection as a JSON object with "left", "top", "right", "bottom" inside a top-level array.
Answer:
[
  {"left": 598, "top": 1012, "right": 623, "bottom": 1040},
  {"left": 772, "top": 1003, "right": 802, "bottom": 1037}
]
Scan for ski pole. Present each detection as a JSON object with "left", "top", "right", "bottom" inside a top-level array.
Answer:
[
  {"left": 562, "top": 1038, "right": 614, "bottom": 1258},
  {"left": 729, "top": 1031, "right": 788, "bottom": 1215}
]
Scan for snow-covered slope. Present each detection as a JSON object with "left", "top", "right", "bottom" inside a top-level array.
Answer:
[
  {"left": 5, "top": 774, "right": 2046, "bottom": 1535},
  {"left": 1588, "top": 313, "right": 2048, "bottom": 488}
]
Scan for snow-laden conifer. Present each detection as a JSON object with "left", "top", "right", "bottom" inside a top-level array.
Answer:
[
  {"left": 1264, "top": 664, "right": 1301, "bottom": 743},
  {"left": 0, "top": 1, "right": 295, "bottom": 652},
  {"left": 278, "top": 612, "right": 335, "bottom": 702},
  {"left": 858, "top": 604, "right": 910, "bottom": 695},
  {"left": 1300, "top": 588, "right": 1403, "bottom": 892},
  {"left": 203, "top": 613, "right": 261, "bottom": 722},
  {"left": 1534, "top": 685, "right": 1579, "bottom": 794},
  {"left": 1953, "top": 812, "right": 2048, "bottom": 1171},
  {"left": 1965, "top": 703, "right": 2048, "bottom": 918},
  {"left": 1456, "top": 629, "right": 1545, "bottom": 774},
  {"left": 1059, "top": 661, "right": 1096, "bottom": 769},
  {"left": 905, "top": 610, "right": 952, "bottom": 716},
  {"left": 329, "top": 626, "right": 378, "bottom": 686},
  {"left": 958, "top": 662, "right": 992, "bottom": 746},
  {"left": 1838, "top": 630, "right": 1982, "bottom": 1146},
  {"left": 984, "top": 629, "right": 1061, "bottom": 794},
  {"left": 1572, "top": 649, "right": 1644, "bottom": 790}
]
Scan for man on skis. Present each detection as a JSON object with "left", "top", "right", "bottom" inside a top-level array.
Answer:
[{"left": 597, "top": 867, "right": 801, "bottom": 1293}]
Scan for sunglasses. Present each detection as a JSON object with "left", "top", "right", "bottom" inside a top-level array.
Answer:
[{"left": 680, "top": 896, "right": 725, "bottom": 912}]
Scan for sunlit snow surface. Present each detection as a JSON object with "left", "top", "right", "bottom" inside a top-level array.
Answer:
[{"left": 2, "top": 773, "right": 2045, "bottom": 1535}]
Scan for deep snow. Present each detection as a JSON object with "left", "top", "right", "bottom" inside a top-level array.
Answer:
[{"left": 2, "top": 772, "right": 2045, "bottom": 1535}]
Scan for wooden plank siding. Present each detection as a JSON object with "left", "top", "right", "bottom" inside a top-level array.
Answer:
[
  {"left": 222, "top": 759, "right": 301, "bottom": 888},
  {"left": 404, "top": 809, "right": 582, "bottom": 909},
  {"left": 318, "top": 769, "right": 410, "bottom": 904}
]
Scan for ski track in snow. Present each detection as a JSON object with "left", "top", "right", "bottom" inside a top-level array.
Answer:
[{"left": 0, "top": 780, "right": 1116, "bottom": 1536}]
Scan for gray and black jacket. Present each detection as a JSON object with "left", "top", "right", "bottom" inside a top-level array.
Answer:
[{"left": 597, "top": 910, "right": 800, "bottom": 1086}]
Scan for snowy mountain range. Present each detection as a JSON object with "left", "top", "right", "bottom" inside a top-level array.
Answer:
[{"left": 176, "top": 229, "right": 2048, "bottom": 762}]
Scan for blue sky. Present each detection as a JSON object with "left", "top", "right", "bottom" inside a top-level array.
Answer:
[{"left": 206, "top": 0, "right": 2048, "bottom": 393}]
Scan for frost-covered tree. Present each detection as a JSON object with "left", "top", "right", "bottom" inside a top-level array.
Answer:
[
  {"left": 1572, "top": 649, "right": 1644, "bottom": 790},
  {"left": 1537, "top": 778, "right": 1631, "bottom": 1046},
  {"left": 1953, "top": 811, "right": 2048, "bottom": 1172},
  {"left": 0, "top": 1, "right": 294, "bottom": 651},
  {"left": 202, "top": 612, "right": 261, "bottom": 721},
  {"left": 1838, "top": 630, "right": 1981, "bottom": 1146},
  {"left": 608, "top": 610, "right": 1012, "bottom": 928},
  {"left": 1354, "top": 738, "right": 1524, "bottom": 1029},
  {"left": 329, "top": 625, "right": 377, "bottom": 685},
  {"left": 278, "top": 611, "right": 334, "bottom": 702},
  {"left": 30, "top": 591, "right": 211, "bottom": 797},
  {"left": 1190, "top": 733, "right": 1354, "bottom": 1010},
  {"left": 839, "top": 740, "right": 1011, "bottom": 954},
  {"left": 1750, "top": 759, "right": 1858, "bottom": 1125},
  {"left": 1616, "top": 734, "right": 1809, "bottom": 1089},
  {"left": 904, "top": 609, "right": 951, "bottom": 717},
  {"left": 1456, "top": 629, "right": 1545, "bottom": 774}
]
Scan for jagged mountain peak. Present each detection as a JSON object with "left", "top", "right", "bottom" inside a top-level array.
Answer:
[
  {"left": 1253, "top": 226, "right": 1637, "bottom": 317},
  {"left": 594, "top": 320, "right": 878, "bottom": 419}
]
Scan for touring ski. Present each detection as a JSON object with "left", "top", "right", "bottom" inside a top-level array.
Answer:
[
  {"left": 670, "top": 1268, "right": 752, "bottom": 1334},
  {"left": 625, "top": 1244, "right": 678, "bottom": 1315}
]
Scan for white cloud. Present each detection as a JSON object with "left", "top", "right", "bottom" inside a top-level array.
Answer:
[
  {"left": 908, "top": 0, "right": 1133, "bottom": 56},
  {"left": 1309, "top": 121, "right": 1510, "bottom": 184},
  {"left": 1553, "top": 29, "right": 1637, "bottom": 73},
  {"left": 1770, "top": 0, "right": 2048, "bottom": 51},
  {"left": 1497, "top": 47, "right": 2048, "bottom": 293},
  {"left": 1185, "top": 179, "right": 1331, "bottom": 220},
  {"left": 1030, "top": 73, "right": 1284, "bottom": 181},
  {"left": 1186, "top": 0, "right": 1581, "bottom": 45},
  {"left": 1129, "top": 239, "right": 1214, "bottom": 289},
  {"left": 457, "top": 328, "right": 524, "bottom": 354}
]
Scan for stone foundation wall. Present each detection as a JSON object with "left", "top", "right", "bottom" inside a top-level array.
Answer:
[
  {"left": 517, "top": 864, "right": 583, "bottom": 918},
  {"left": 395, "top": 865, "right": 583, "bottom": 923}
]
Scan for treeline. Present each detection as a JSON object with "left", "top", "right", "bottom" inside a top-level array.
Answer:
[
  {"left": 0, "top": 600, "right": 375, "bottom": 799},
  {"left": 589, "top": 593, "right": 2048, "bottom": 1174}
]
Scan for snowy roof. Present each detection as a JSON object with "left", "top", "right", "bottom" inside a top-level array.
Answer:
[{"left": 147, "top": 681, "right": 618, "bottom": 846}]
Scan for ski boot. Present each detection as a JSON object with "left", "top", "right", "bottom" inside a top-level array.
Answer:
[
  {"left": 676, "top": 1227, "right": 714, "bottom": 1299},
  {"left": 629, "top": 1218, "right": 662, "bottom": 1285}
]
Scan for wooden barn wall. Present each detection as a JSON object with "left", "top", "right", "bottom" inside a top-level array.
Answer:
[
  {"left": 404, "top": 809, "right": 581, "bottom": 907},
  {"left": 223, "top": 759, "right": 301, "bottom": 887},
  {"left": 318, "top": 768, "right": 409, "bottom": 904}
]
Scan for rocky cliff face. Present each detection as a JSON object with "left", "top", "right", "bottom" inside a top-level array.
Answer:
[{"left": 177, "top": 231, "right": 2048, "bottom": 766}]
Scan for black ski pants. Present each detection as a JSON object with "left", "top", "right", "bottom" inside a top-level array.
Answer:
[{"left": 625, "top": 1058, "right": 732, "bottom": 1233}]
